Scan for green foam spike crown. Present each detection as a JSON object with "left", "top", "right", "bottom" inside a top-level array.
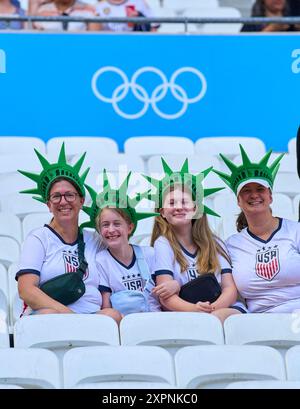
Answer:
[
  {"left": 81, "top": 169, "right": 159, "bottom": 236},
  {"left": 143, "top": 158, "right": 224, "bottom": 217},
  {"left": 213, "top": 144, "right": 284, "bottom": 195},
  {"left": 18, "top": 143, "right": 89, "bottom": 203}
]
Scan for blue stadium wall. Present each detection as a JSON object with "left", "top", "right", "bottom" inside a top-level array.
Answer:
[{"left": 0, "top": 33, "right": 299, "bottom": 151}]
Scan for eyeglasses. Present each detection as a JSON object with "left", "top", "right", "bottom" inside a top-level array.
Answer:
[{"left": 49, "top": 192, "right": 79, "bottom": 204}]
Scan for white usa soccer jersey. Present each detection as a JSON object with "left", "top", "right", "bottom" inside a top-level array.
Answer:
[
  {"left": 96, "top": 245, "right": 161, "bottom": 312},
  {"left": 16, "top": 225, "right": 104, "bottom": 314},
  {"left": 226, "top": 218, "right": 300, "bottom": 313},
  {"left": 153, "top": 236, "right": 232, "bottom": 287}
]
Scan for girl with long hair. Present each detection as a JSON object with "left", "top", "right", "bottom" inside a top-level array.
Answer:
[{"left": 150, "top": 159, "right": 246, "bottom": 323}]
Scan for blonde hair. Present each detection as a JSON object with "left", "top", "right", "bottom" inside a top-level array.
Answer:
[
  {"left": 95, "top": 207, "right": 132, "bottom": 235},
  {"left": 150, "top": 185, "right": 230, "bottom": 274}
]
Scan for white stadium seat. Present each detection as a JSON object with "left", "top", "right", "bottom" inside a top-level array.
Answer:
[
  {"left": 120, "top": 312, "right": 224, "bottom": 355},
  {"left": 14, "top": 314, "right": 120, "bottom": 385},
  {"left": 293, "top": 193, "right": 300, "bottom": 220},
  {"left": 0, "top": 319, "right": 9, "bottom": 348},
  {"left": 164, "top": 0, "right": 219, "bottom": 15},
  {"left": 224, "top": 314, "right": 300, "bottom": 355},
  {"left": 0, "top": 152, "right": 42, "bottom": 175},
  {"left": 72, "top": 153, "right": 145, "bottom": 174},
  {"left": 63, "top": 346, "right": 176, "bottom": 388},
  {"left": 271, "top": 193, "right": 296, "bottom": 221},
  {"left": 226, "top": 380, "right": 300, "bottom": 389},
  {"left": 0, "top": 348, "right": 60, "bottom": 388},
  {"left": 285, "top": 345, "right": 300, "bottom": 381},
  {"left": 273, "top": 173, "right": 300, "bottom": 198},
  {"left": 73, "top": 381, "right": 177, "bottom": 389},
  {"left": 0, "top": 268, "right": 9, "bottom": 325},
  {"left": 0, "top": 237, "right": 20, "bottom": 268},
  {"left": 183, "top": 7, "right": 242, "bottom": 33},
  {"left": 146, "top": 0, "right": 161, "bottom": 9},
  {"left": 147, "top": 153, "right": 222, "bottom": 174},
  {"left": 0, "top": 173, "right": 35, "bottom": 200},
  {"left": 0, "top": 212, "right": 22, "bottom": 244},
  {"left": 7, "top": 263, "right": 23, "bottom": 329},
  {"left": 0, "top": 137, "right": 46, "bottom": 155},
  {"left": 195, "top": 137, "right": 266, "bottom": 161},
  {"left": 288, "top": 137, "right": 296, "bottom": 154},
  {"left": 0, "top": 384, "right": 24, "bottom": 389},
  {"left": 46, "top": 137, "right": 119, "bottom": 162},
  {"left": 14, "top": 314, "right": 120, "bottom": 349},
  {"left": 124, "top": 136, "right": 195, "bottom": 162},
  {"left": 0, "top": 193, "right": 48, "bottom": 220},
  {"left": 155, "top": 8, "right": 185, "bottom": 33},
  {"left": 22, "top": 213, "right": 52, "bottom": 240},
  {"left": 213, "top": 192, "right": 239, "bottom": 239},
  {"left": 175, "top": 345, "right": 286, "bottom": 388}
]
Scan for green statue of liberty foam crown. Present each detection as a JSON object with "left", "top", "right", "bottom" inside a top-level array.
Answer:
[
  {"left": 213, "top": 144, "right": 284, "bottom": 196},
  {"left": 143, "top": 157, "right": 225, "bottom": 217},
  {"left": 18, "top": 142, "right": 89, "bottom": 202},
  {"left": 81, "top": 169, "right": 159, "bottom": 236}
]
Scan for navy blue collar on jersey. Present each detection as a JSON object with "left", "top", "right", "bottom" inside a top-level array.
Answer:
[
  {"left": 179, "top": 242, "right": 198, "bottom": 258},
  {"left": 107, "top": 245, "right": 136, "bottom": 270},
  {"left": 45, "top": 224, "right": 78, "bottom": 246},
  {"left": 246, "top": 217, "right": 282, "bottom": 244}
]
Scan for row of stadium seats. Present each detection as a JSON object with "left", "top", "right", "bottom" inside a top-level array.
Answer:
[
  {"left": 0, "top": 135, "right": 296, "bottom": 158},
  {"left": 0, "top": 344, "right": 300, "bottom": 389},
  {"left": 1, "top": 313, "right": 300, "bottom": 388},
  {"left": 0, "top": 135, "right": 296, "bottom": 157}
]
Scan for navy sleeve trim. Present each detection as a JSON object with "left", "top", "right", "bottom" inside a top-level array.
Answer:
[
  {"left": 99, "top": 285, "right": 112, "bottom": 293},
  {"left": 221, "top": 268, "right": 232, "bottom": 275},
  {"left": 154, "top": 269, "right": 174, "bottom": 277},
  {"left": 15, "top": 269, "right": 40, "bottom": 281}
]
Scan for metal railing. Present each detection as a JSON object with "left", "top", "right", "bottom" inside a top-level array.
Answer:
[{"left": 1, "top": 16, "right": 300, "bottom": 32}]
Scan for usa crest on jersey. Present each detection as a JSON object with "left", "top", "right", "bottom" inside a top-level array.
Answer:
[
  {"left": 255, "top": 246, "right": 280, "bottom": 281},
  {"left": 63, "top": 250, "right": 79, "bottom": 273}
]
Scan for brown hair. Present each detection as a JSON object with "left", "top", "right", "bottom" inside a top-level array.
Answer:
[
  {"left": 48, "top": 177, "right": 83, "bottom": 200},
  {"left": 150, "top": 185, "right": 230, "bottom": 274},
  {"left": 236, "top": 211, "right": 248, "bottom": 232}
]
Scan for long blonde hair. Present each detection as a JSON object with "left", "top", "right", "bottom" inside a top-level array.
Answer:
[{"left": 150, "top": 186, "right": 230, "bottom": 274}]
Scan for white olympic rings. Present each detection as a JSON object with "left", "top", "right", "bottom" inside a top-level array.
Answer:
[{"left": 91, "top": 66, "right": 207, "bottom": 120}]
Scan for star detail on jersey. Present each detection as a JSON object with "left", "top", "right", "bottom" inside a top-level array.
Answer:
[
  {"left": 255, "top": 246, "right": 280, "bottom": 281},
  {"left": 62, "top": 249, "right": 88, "bottom": 279},
  {"left": 122, "top": 273, "right": 143, "bottom": 291}
]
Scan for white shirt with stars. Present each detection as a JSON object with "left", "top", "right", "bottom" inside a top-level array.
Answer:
[
  {"left": 96, "top": 245, "right": 160, "bottom": 311},
  {"left": 226, "top": 218, "right": 300, "bottom": 313},
  {"left": 16, "top": 225, "right": 104, "bottom": 314}
]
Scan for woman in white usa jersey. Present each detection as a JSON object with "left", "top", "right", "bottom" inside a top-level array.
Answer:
[
  {"left": 81, "top": 170, "right": 180, "bottom": 316},
  {"left": 149, "top": 158, "right": 246, "bottom": 323},
  {"left": 16, "top": 143, "right": 121, "bottom": 321},
  {"left": 215, "top": 144, "right": 300, "bottom": 313}
]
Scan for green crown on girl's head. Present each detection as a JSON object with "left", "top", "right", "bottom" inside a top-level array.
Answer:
[
  {"left": 143, "top": 157, "right": 224, "bottom": 217},
  {"left": 213, "top": 145, "right": 284, "bottom": 196},
  {"left": 81, "top": 169, "right": 158, "bottom": 236},
  {"left": 18, "top": 143, "right": 89, "bottom": 202}
]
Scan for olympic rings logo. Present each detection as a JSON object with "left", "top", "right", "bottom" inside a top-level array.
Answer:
[{"left": 91, "top": 66, "right": 207, "bottom": 120}]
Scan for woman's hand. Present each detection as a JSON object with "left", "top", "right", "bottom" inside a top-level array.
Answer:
[
  {"left": 152, "top": 280, "right": 180, "bottom": 300},
  {"left": 195, "top": 301, "right": 214, "bottom": 313}
]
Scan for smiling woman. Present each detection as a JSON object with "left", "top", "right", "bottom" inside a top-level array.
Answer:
[
  {"left": 15, "top": 143, "right": 121, "bottom": 322},
  {"left": 149, "top": 158, "right": 246, "bottom": 323},
  {"left": 81, "top": 171, "right": 173, "bottom": 316},
  {"left": 215, "top": 145, "right": 300, "bottom": 314}
]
